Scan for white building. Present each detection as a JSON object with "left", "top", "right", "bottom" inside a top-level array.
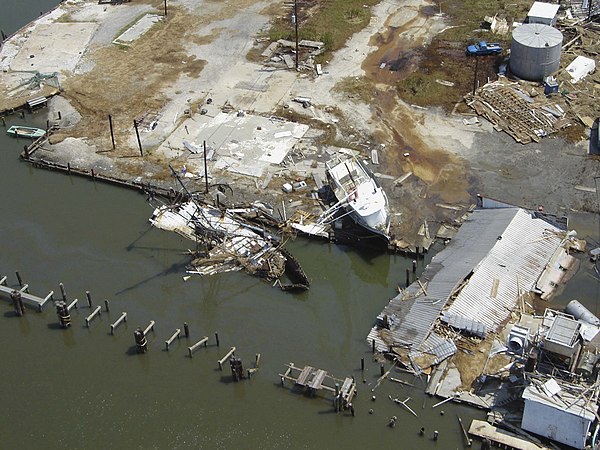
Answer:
[
  {"left": 527, "top": 2, "right": 561, "bottom": 26},
  {"left": 521, "top": 379, "right": 598, "bottom": 449}
]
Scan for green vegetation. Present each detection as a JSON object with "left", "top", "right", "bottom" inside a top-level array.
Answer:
[
  {"left": 268, "top": 0, "right": 380, "bottom": 61},
  {"left": 397, "top": 0, "right": 533, "bottom": 110},
  {"left": 333, "top": 76, "right": 376, "bottom": 105}
]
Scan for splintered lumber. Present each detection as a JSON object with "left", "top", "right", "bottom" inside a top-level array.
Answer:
[
  {"left": 389, "top": 395, "right": 418, "bottom": 417},
  {"left": 371, "top": 361, "right": 397, "bottom": 392}
]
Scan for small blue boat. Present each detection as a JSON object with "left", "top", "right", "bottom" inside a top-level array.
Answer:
[{"left": 6, "top": 125, "right": 46, "bottom": 139}]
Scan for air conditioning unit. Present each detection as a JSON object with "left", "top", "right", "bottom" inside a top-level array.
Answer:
[{"left": 508, "top": 325, "right": 530, "bottom": 354}]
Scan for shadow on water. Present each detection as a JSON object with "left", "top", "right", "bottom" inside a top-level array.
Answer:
[{"left": 114, "top": 259, "right": 190, "bottom": 296}]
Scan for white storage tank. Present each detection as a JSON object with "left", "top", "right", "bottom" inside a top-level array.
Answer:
[{"left": 510, "top": 24, "right": 563, "bottom": 81}]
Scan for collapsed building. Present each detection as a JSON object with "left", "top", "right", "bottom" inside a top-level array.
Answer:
[{"left": 367, "top": 197, "right": 600, "bottom": 449}]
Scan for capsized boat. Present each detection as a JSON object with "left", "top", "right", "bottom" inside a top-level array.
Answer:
[
  {"left": 6, "top": 125, "right": 46, "bottom": 139},
  {"left": 324, "top": 156, "right": 390, "bottom": 239},
  {"left": 149, "top": 199, "right": 309, "bottom": 290}
]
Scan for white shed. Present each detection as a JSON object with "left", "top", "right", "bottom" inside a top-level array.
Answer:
[
  {"left": 521, "top": 381, "right": 597, "bottom": 449},
  {"left": 527, "top": 2, "right": 561, "bottom": 26}
]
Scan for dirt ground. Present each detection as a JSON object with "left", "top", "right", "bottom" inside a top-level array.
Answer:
[{"left": 2, "top": 0, "right": 599, "bottom": 247}]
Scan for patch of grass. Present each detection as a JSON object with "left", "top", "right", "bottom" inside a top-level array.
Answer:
[
  {"left": 333, "top": 76, "right": 376, "bottom": 104},
  {"left": 267, "top": 0, "right": 379, "bottom": 61},
  {"left": 396, "top": 0, "right": 533, "bottom": 110}
]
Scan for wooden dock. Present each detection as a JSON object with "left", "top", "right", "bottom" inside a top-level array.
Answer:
[
  {"left": 468, "top": 420, "right": 549, "bottom": 450},
  {"left": 279, "top": 363, "right": 356, "bottom": 413},
  {"left": 0, "top": 275, "right": 53, "bottom": 311}
]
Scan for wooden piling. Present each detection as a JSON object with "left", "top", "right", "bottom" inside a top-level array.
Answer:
[
  {"left": 255, "top": 353, "right": 261, "bottom": 368},
  {"left": 57, "top": 111, "right": 62, "bottom": 120},
  {"left": 67, "top": 162, "right": 71, "bottom": 175},
  {"left": 85, "top": 305, "right": 102, "bottom": 327},
  {"left": 218, "top": 347, "right": 236, "bottom": 370},
  {"left": 188, "top": 336, "right": 208, "bottom": 357},
  {"left": 165, "top": 328, "right": 181, "bottom": 351},
  {"left": 412, "top": 260, "right": 417, "bottom": 273},
  {"left": 110, "top": 312, "right": 127, "bottom": 335},
  {"left": 372, "top": 338, "right": 375, "bottom": 353},
  {"left": 59, "top": 283, "right": 67, "bottom": 301},
  {"left": 142, "top": 320, "right": 155, "bottom": 336},
  {"left": 67, "top": 298, "right": 78, "bottom": 311},
  {"left": 104, "top": 299, "right": 110, "bottom": 312},
  {"left": 215, "top": 332, "right": 220, "bottom": 346},
  {"left": 11, "top": 290, "right": 25, "bottom": 316},
  {"left": 183, "top": 322, "right": 189, "bottom": 338},
  {"left": 15, "top": 271, "right": 23, "bottom": 287},
  {"left": 406, "top": 268, "right": 410, "bottom": 287},
  {"left": 23, "top": 144, "right": 30, "bottom": 160},
  {"left": 361, "top": 358, "right": 365, "bottom": 372},
  {"left": 86, "top": 290, "right": 92, "bottom": 308},
  {"left": 380, "top": 364, "right": 385, "bottom": 377}
]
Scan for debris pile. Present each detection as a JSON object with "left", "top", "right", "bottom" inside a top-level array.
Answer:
[
  {"left": 149, "top": 198, "right": 309, "bottom": 291},
  {"left": 465, "top": 79, "right": 572, "bottom": 143}
]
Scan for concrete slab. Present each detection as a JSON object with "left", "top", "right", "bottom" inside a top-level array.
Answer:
[
  {"left": 10, "top": 22, "right": 98, "bottom": 74},
  {"left": 113, "top": 14, "right": 163, "bottom": 45},
  {"left": 156, "top": 111, "right": 309, "bottom": 178}
]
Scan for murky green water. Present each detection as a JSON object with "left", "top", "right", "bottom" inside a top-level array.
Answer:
[{"left": 1, "top": 2, "right": 599, "bottom": 449}]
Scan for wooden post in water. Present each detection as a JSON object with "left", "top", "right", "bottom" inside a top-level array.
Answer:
[
  {"left": 361, "top": 358, "right": 365, "bottom": 372},
  {"left": 143, "top": 320, "right": 155, "bottom": 336},
  {"left": 86, "top": 290, "right": 92, "bottom": 308},
  {"left": 412, "top": 260, "right": 417, "bottom": 273},
  {"left": 110, "top": 312, "right": 127, "bottom": 335},
  {"left": 1, "top": 29, "right": 6, "bottom": 41},
  {"left": 218, "top": 347, "right": 236, "bottom": 370},
  {"left": 134, "top": 327, "right": 148, "bottom": 353},
  {"left": 85, "top": 305, "right": 102, "bottom": 327},
  {"left": 405, "top": 268, "right": 410, "bottom": 287},
  {"left": 188, "top": 336, "right": 208, "bottom": 357},
  {"left": 11, "top": 290, "right": 25, "bottom": 316},
  {"left": 55, "top": 300, "right": 71, "bottom": 328},
  {"left": 203, "top": 141, "right": 209, "bottom": 194},
  {"left": 183, "top": 322, "right": 189, "bottom": 338},
  {"left": 15, "top": 271, "right": 23, "bottom": 287},
  {"left": 59, "top": 283, "right": 67, "bottom": 301},
  {"left": 104, "top": 299, "right": 110, "bottom": 312},
  {"left": 133, "top": 120, "right": 143, "bottom": 156},
  {"left": 372, "top": 339, "right": 376, "bottom": 353},
  {"left": 215, "top": 332, "right": 220, "bottom": 347},
  {"left": 108, "top": 114, "right": 115, "bottom": 150},
  {"left": 67, "top": 163, "right": 71, "bottom": 175},
  {"left": 165, "top": 329, "right": 181, "bottom": 351}
]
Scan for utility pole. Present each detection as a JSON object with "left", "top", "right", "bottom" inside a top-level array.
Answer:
[
  {"left": 164, "top": 0, "right": 168, "bottom": 17},
  {"left": 293, "top": 0, "right": 299, "bottom": 70},
  {"left": 472, "top": 56, "right": 480, "bottom": 94}
]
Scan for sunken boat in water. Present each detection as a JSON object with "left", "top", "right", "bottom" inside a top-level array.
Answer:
[{"left": 149, "top": 199, "right": 309, "bottom": 291}]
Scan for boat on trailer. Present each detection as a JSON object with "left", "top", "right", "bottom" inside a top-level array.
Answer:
[
  {"left": 324, "top": 156, "right": 390, "bottom": 240},
  {"left": 6, "top": 125, "right": 46, "bottom": 139}
]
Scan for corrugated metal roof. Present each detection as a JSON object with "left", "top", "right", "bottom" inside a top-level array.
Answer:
[
  {"left": 367, "top": 208, "right": 521, "bottom": 353},
  {"left": 445, "top": 209, "right": 564, "bottom": 331}
]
